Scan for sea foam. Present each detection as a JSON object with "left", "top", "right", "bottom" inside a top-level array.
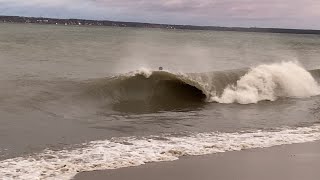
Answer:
[
  {"left": 211, "top": 61, "right": 320, "bottom": 104},
  {"left": 1, "top": 125, "right": 320, "bottom": 179}
]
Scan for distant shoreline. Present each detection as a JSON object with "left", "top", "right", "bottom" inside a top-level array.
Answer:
[{"left": 1, "top": 15, "right": 320, "bottom": 35}]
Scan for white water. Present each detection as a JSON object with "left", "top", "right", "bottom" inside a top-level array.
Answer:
[
  {"left": 133, "top": 68, "right": 153, "bottom": 78},
  {"left": 1, "top": 125, "right": 320, "bottom": 180},
  {"left": 211, "top": 61, "right": 320, "bottom": 104}
]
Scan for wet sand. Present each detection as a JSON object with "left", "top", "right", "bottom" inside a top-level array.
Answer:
[{"left": 74, "top": 140, "right": 320, "bottom": 180}]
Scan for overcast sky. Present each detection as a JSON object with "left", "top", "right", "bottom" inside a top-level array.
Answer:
[{"left": 0, "top": 0, "right": 319, "bottom": 29}]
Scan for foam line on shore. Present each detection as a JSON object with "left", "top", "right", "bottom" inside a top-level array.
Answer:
[{"left": 1, "top": 125, "right": 320, "bottom": 179}]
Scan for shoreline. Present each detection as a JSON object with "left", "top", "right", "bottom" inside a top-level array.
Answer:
[
  {"left": 74, "top": 140, "right": 320, "bottom": 180},
  {"left": 1, "top": 15, "right": 320, "bottom": 35}
]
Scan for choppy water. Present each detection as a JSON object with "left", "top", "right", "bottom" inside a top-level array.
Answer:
[{"left": 1, "top": 23, "right": 320, "bottom": 179}]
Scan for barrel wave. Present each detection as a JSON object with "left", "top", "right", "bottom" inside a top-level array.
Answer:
[{"left": 87, "top": 62, "right": 320, "bottom": 112}]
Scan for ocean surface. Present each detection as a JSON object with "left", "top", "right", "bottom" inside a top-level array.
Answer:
[{"left": 1, "top": 23, "right": 320, "bottom": 179}]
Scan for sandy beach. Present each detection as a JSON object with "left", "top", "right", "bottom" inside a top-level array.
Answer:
[{"left": 74, "top": 140, "right": 320, "bottom": 180}]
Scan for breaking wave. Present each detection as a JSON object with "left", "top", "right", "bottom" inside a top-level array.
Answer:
[
  {"left": 86, "top": 68, "right": 244, "bottom": 112},
  {"left": 87, "top": 61, "right": 320, "bottom": 108},
  {"left": 211, "top": 61, "right": 320, "bottom": 104}
]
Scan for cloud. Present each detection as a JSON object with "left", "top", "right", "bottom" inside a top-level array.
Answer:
[{"left": 0, "top": 0, "right": 320, "bottom": 29}]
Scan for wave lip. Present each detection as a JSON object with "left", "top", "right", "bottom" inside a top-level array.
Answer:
[
  {"left": 1, "top": 125, "right": 320, "bottom": 179},
  {"left": 210, "top": 61, "right": 320, "bottom": 104}
]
